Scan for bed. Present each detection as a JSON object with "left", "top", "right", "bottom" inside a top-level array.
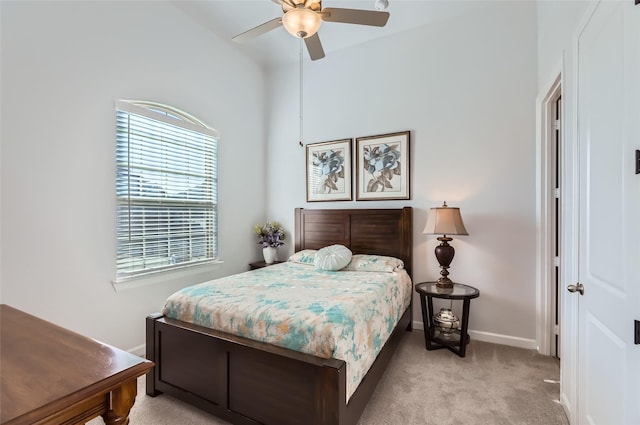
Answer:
[{"left": 146, "top": 207, "right": 413, "bottom": 425}]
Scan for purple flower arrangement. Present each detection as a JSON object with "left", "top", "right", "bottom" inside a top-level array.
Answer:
[{"left": 254, "top": 221, "right": 286, "bottom": 248}]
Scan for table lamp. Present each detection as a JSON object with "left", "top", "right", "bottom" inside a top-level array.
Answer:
[{"left": 423, "top": 202, "right": 469, "bottom": 288}]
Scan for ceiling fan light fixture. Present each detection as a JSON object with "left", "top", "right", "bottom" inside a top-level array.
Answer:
[
  {"left": 375, "top": 0, "right": 389, "bottom": 11},
  {"left": 282, "top": 8, "right": 322, "bottom": 38}
]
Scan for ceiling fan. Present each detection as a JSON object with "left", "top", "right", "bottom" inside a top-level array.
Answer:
[{"left": 232, "top": 0, "right": 390, "bottom": 61}]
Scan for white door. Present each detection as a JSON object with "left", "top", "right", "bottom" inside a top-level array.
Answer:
[{"left": 576, "top": 1, "right": 640, "bottom": 424}]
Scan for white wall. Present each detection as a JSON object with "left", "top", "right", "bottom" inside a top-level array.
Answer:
[
  {"left": 0, "top": 1, "right": 266, "bottom": 351},
  {"left": 537, "top": 0, "right": 594, "bottom": 89},
  {"left": 265, "top": 2, "right": 539, "bottom": 346}
]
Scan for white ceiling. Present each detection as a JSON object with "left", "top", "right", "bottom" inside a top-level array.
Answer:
[{"left": 171, "top": 0, "right": 498, "bottom": 68}]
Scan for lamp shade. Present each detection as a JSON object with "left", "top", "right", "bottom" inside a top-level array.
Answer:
[
  {"left": 282, "top": 8, "right": 322, "bottom": 38},
  {"left": 422, "top": 202, "right": 469, "bottom": 236}
]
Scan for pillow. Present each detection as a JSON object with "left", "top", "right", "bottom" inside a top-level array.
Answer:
[
  {"left": 288, "top": 249, "right": 317, "bottom": 265},
  {"left": 314, "top": 245, "right": 353, "bottom": 271},
  {"left": 342, "top": 254, "right": 404, "bottom": 272}
]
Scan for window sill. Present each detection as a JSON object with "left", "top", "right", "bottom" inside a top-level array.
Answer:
[{"left": 111, "top": 260, "right": 223, "bottom": 292}]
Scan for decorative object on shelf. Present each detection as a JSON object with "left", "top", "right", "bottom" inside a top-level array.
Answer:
[
  {"left": 423, "top": 202, "right": 469, "bottom": 288},
  {"left": 355, "top": 131, "right": 410, "bottom": 200},
  {"left": 254, "top": 221, "right": 286, "bottom": 264},
  {"left": 433, "top": 307, "right": 460, "bottom": 335},
  {"left": 306, "top": 139, "right": 352, "bottom": 202}
]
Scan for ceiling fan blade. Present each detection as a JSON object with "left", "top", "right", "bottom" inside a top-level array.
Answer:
[
  {"left": 304, "top": 33, "right": 325, "bottom": 61},
  {"left": 321, "top": 8, "right": 390, "bottom": 27},
  {"left": 232, "top": 17, "right": 283, "bottom": 43}
]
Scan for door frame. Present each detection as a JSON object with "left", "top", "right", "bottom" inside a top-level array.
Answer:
[
  {"left": 536, "top": 42, "right": 583, "bottom": 425},
  {"left": 535, "top": 70, "right": 562, "bottom": 357}
]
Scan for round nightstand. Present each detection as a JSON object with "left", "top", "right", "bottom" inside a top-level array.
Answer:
[{"left": 414, "top": 282, "right": 480, "bottom": 357}]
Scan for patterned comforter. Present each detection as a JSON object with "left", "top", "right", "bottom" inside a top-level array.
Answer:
[{"left": 163, "top": 260, "right": 412, "bottom": 401}]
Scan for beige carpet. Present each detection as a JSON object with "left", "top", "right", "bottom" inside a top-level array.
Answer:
[{"left": 90, "top": 331, "right": 568, "bottom": 425}]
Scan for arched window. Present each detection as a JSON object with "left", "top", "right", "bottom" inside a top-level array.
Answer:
[{"left": 115, "top": 100, "right": 218, "bottom": 279}]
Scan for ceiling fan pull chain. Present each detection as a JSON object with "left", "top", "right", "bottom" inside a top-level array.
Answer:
[{"left": 299, "top": 37, "right": 304, "bottom": 147}]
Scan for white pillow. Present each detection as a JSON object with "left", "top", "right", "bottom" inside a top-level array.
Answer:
[
  {"left": 314, "top": 244, "right": 353, "bottom": 271},
  {"left": 288, "top": 249, "right": 317, "bottom": 265},
  {"left": 341, "top": 254, "right": 404, "bottom": 272}
]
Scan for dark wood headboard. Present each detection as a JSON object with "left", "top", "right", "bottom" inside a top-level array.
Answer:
[{"left": 294, "top": 207, "right": 413, "bottom": 279}]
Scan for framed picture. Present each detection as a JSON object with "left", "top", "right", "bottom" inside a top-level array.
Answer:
[
  {"left": 306, "top": 138, "right": 352, "bottom": 202},
  {"left": 356, "top": 131, "right": 410, "bottom": 201}
]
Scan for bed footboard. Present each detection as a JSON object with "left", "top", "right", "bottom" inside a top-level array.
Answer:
[{"left": 146, "top": 313, "right": 347, "bottom": 425}]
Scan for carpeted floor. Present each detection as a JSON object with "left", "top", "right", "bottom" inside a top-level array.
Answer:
[{"left": 90, "top": 331, "right": 568, "bottom": 425}]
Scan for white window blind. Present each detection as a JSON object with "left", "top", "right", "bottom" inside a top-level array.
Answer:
[{"left": 115, "top": 100, "right": 218, "bottom": 279}]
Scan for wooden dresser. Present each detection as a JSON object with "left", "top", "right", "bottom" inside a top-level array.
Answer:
[{"left": 0, "top": 304, "right": 153, "bottom": 425}]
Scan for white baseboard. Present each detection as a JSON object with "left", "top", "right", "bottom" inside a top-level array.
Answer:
[
  {"left": 468, "top": 330, "right": 537, "bottom": 350},
  {"left": 128, "top": 343, "right": 146, "bottom": 357},
  {"left": 411, "top": 321, "right": 537, "bottom": 350}
]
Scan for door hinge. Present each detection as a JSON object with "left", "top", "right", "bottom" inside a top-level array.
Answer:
[
  {"left": 635, "top": 150, "right": 639, "bottom": 174},
  {"left": 554, "top": 188, "right": 560, "bottom": 199},
  {"left": 635, "top": 320, "right": 640, "bottom": 345},
  {"left": 553, "top": 256, "right": 560, "bottom": 267},
  {"left": 553, "top": 120, "right": 560, "bottom": 131}
]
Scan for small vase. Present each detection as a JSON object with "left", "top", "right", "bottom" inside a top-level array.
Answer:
[{"left": 262, "top": 247, "right": 277, "bottom": 264}]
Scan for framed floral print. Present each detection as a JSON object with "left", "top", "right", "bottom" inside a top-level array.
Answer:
[
  {"left": 306, "top": 138, "right": 352, "bottom": 202},
  {"left": 356, "top": 131, "right": 410, "bottom": 201}
]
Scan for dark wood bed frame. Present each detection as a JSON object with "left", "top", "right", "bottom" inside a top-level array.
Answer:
[{"left": 146, "top": 207, "right": 413, "bottom": 425}]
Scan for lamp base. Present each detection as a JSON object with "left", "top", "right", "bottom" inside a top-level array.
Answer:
[
  {"left": 436, "top": 275, "right": 454, "bottom": 288},
  {"left": 435, "top": 237, "right": 455, "bottom": 288}
]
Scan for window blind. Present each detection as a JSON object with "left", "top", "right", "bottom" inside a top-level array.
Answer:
[{"left": 115, "top": 101, "right": 218, "bottom": 279}]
